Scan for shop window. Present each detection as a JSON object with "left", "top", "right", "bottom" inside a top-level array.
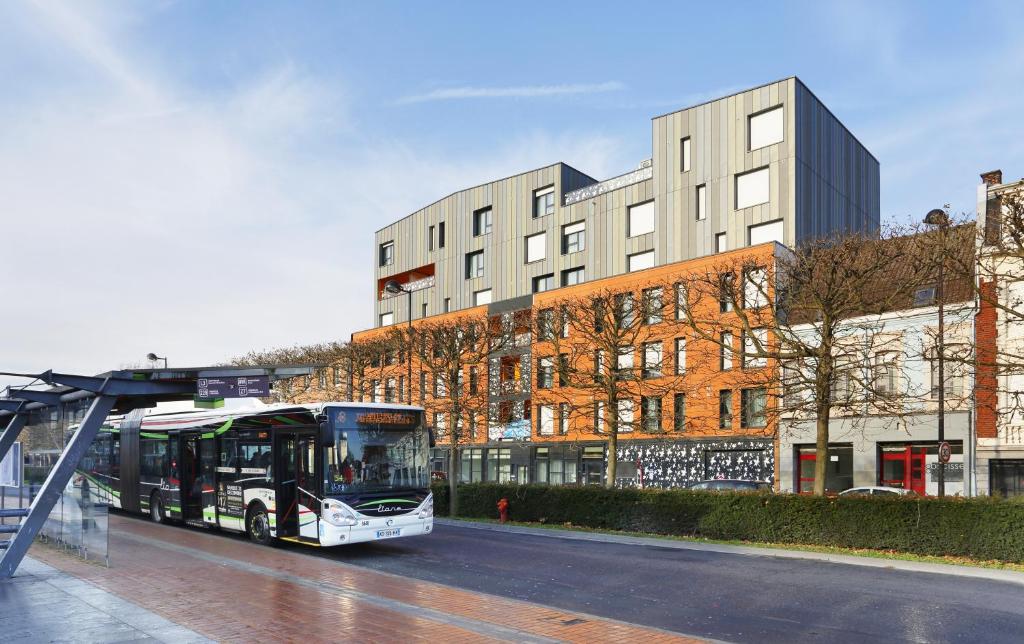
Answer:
[
  {"left": 487, "top": 448, "right": 512, "bottom": 483},
  {"left": 796, "top": 444, "right": 853, "bottom": 494},
  {"left": 460, "top": 448, "right": 483, "bottom": 483},
  {"left": 990, "top": 459, "right": 1024, "bottom": 498}
]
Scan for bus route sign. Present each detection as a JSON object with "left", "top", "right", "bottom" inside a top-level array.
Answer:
[{"left": 197, "top": 376, "right": 270, "bottom": 398}]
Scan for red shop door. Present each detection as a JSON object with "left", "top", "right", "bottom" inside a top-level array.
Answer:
[{"left": 881, "top": 447, "right": 927, "bottom": 495}]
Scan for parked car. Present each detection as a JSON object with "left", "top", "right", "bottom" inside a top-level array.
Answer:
[
  {"left": 837, "top": 486, "right": 917, "bottom": 497},
  {"left": 688, "top": 479, "right": 772, "bottom": 492}
]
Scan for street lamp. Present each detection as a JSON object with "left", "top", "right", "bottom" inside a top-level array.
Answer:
[
  {"left": 924, "top": 207, "right": 950, "bottom": 496},
  {"left": 146, "top": 353, "right": 168, "bottom": 369},
  {"left": 384, "top": 280, "right": 414, "bottom": 405}
]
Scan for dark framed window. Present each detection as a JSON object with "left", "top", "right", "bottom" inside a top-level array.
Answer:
[
  {"left": 379, "top": 241, "right": 394, "bottom": 267},
  {"left": 642, "top": 287, "right": 663, "bottom": 324},
  {"left": 465, "top": 250, "right": 484, "bottom": 279},
  {"left": 562, "top": 221, "right": 585, "bottom": 254},
  {"left": 428, "top": 225, "right": 435, "bottom": 251},
  {"left": 673, "top": 393, "right": 686, "bottom": 431},
  {"left": 473, "top": 207, "right": 493, "bottom": 236},
  {"left": 641, "top": 396, "right": 662, "bottom": 432},
  {"left": 741, "top": 387, "right": 766, "bottom": 428},
  {"left": 533, "top": 186, "right": 555, "bottom": 218},
  {"left": 533, "top": 273, "right": 554, "bottom": 293},
  {"left": 561, "top": 267, "right": 584, "bottom": 287},
  {"left": 438, "top": 221, "right": 446, "bottom": 248},
  {"left": 990, "top": 459, "right": 1024, "bottom": 498},
  {"left": 719, "top": 390, "right": 733, "bottom": 429},
  {"left": 537, "top": 357, "right": 554, "bottom": 389}
]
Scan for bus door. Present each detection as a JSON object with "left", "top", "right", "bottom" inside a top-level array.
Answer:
[
  {"left": 274, "top": 433, "right": 299, "bottom": 538},
  {"left": 179, "top": 433, "right": 203, "bottom": 525},
  {"left": 199, "top": 437, "right": 217, "bottom": 525},
  {"left": 274, "top": 431, "right": 320, "bottom": 541},
  {"left": 295, "top": 434, "right": 320, "bottom": 540}
]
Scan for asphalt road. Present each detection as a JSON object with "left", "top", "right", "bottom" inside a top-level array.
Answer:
[{"left": 296, "top": 522, "right": 1024, "bottom": 644}]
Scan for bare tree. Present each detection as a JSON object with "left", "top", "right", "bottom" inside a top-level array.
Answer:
[
  {"left": 393, "top": 312, "right": 497, "bottom": 515},
  {"left": 535, "top": 286, "right": 690, "bottom": 487},
  {"left": 677, "top": 231, "right": 932, "bottom": 495}
]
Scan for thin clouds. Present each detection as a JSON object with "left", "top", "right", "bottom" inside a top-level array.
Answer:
[{"left": 397, "top": 81, "right": 625, "bottom": 104}]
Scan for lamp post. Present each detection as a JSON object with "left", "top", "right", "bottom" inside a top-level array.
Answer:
[
  {"left": 384, "top": 280, "right": 414, "bottom": 404},
  {"left": 146, "top": 353, "right": 168, "bottom": 369},
  {"left": 924, "top": 207, "right": 950, "bottom": 496}
]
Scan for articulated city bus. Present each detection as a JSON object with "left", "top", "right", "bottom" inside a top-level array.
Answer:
[{"left": 77, "top": 402, "right": 433, "bottom": 546}]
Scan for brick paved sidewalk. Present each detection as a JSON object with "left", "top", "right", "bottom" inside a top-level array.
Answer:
[{"left": 28, "top": 514, "right": 707, "bottom": 643}]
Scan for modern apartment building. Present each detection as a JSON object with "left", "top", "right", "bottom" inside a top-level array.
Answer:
[{"left": 374, "top": 77, "right": 879, "bottom": 328}]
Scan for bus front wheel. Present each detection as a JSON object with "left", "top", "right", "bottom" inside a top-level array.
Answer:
[
  {"left": 149, "top": 492, "right": 164, "bottom": 524},
  {"left": 246, "top": 503, "right": 273, "bottom": 546}
]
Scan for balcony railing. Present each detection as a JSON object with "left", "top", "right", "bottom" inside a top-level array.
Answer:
[
  {"left": 564, "top": 159, "right": 653, "bottom": 205},
  {"left": 381, "top": 275, "right": 435, "bottom": 299}
]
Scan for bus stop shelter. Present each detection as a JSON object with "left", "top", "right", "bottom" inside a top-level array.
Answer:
[{"left": 0, "top": 365, "right": 314, "bottom": 579}]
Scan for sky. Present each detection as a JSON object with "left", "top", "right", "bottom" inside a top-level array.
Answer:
[{"left": 1, "top": 0, "right": 1023, "bottom": 388}]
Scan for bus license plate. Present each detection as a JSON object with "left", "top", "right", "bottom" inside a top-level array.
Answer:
[{"left": 376, "top": 528, "right": 401, "bottom": 539}]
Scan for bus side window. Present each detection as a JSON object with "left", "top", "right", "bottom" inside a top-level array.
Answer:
[{"left": 219, "top": 437, "right": 238, "bottom": 469}]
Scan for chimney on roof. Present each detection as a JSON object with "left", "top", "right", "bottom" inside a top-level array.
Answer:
[{"left": 981, "top": 169, "right": 1003, "bottom": 186}]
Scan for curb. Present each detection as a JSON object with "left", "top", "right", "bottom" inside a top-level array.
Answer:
[{"left": 436, "top": 518, "right": 1024, "bottom": 587}]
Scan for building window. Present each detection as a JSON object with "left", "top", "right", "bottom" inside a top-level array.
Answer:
[
  {"left": 371, "top": 379, "right": 381, "bottom": 403},
  {"left": 473, "top": 206, "right": 492, "bottom": 236},
  {"left": 743, "top": 267, "right": 768, "bottom": 309},
  {"left": 719, "top": 273, "right": 734, "bottom": 312},
  {"left": 930, "top": 345, "right": 965, "bottom": 398},
  {"left": 719, "top": 390, "right": 733, "bottom": 429},
  {"left": 438, "top": 221, "right": 446, "bottom": 248},
  {"left": 749, "top": 219, "right": 784, "bottom": 245},
  {"left": 559, "top": 403, "right": 569, "bottom": 434},
  {"left": 486, "top": 448, "right": 513, "bottom": 483},
  {"left": 675, "top": 337, "right": 686, "bottom": 375},
  {"left": 333, "top": 368, "right": 342, "bottom": 387},
  {"left": 627, "top": 200, "right": 655, "bottom": 237},
  {"left": 384, "top": 378, "right": 396, "bottom": 403},
  {"left": 673, "top": 393, "right": 686, "bottom": 432},
  {"left": 537, "top": 308, "right": 555, "bottom": 341},
  {"left": 525, "top": 231, "right": 546, "bottom": 263},
  {"left": 434, "top": 374, "right": 446, "bottom": 397},
  {"left": 614, "top": 293, "right": 635, "bottom": 328},
  {"left": 736, "top": 167, "right": 770, "bottom": 209},
  {"left": 474, "top": 289, "right": 492, "bottom": 306},
  {"left": 537, "top": 357, "right": 554, "bottom": 389},
  {"left": 628, "top": 250, "right": 655, "bottom": 273},
  {"left": 398, "top": 375, "right": 405, "bottom": 402},
  {"left": 466, "top": 250, "right": 484, "bottom": 279},
  {"left": 990, "top": 459, "right": 1024, "bottom": 498},
  {"left": 743, "top": 328, "right": 767, "bottom": 368},
  {"left": 562, "top": 221, "right": 585, "bottom": 254},
  {"left": 696, "top": 184, "right": 706, "bottom": 220},
  {"left": 674, "top": 282, "right": 686, "bottom": 319},
  {"left": 617, "top": 398, "right": 635, "bottom": 432},
  {"left": 444, "top": 297, "right": 451, "bottom": 313},
  {"left": 642, "top": 287, "right": 663, "bottom": 324},
  {"left": 616, "top": 346, "right": 634, "bottom": 379},
  {"left": 642, "top": 342, "right": 662, "bottom": 379},
  {"left": 419, "top": 371, "right": 427, "bottom": 399},
  {"left": 749, "top": 105, "right": 784, "bottom": 151},
  {"left": 533, "top": 273, "right": 554, "bottom": 293},
  {"left": 561, "top": 267, "right": 584, "bottom": 287},
  {"left": 379, "top": 241, "right": 394, "bottom": 267},
  {"left": 460, "top": 448, "right": 483, "bottom": 483},
  {"left": 915, "top": 286, "right": 937, "bottom": 307},
  {"left": 534, "top": 186, "right": 555, "bottom": 218},
  {"left": 537, "top": 405, "right": 555, "bottom": 436},
  {"left": 641, "top": 396, "right": 662, "bottom": 432},
  {"left": 469, "top": 366, "right": 479, "bottom": 395},
  {"left": 680, "top": 137, "right": 691, "bottom": 172},
  {"left": 379, "top": 312, "right": 394, "bottom": 326},
  {"left": 720, "top": 332, "right": 733, "bottom": 370},
  {"left": 874, "top": 351, "right": 898, "bottom": 395},
  {"left": 318, "top": 370, "right": 327, "bottom": 389},
  {"left": 428, "top": 225, "right": 435, "bottom": 251},
  {"left": 593, "top": 349, "right": 605, "bottom": 383},
  {"left": 715, "top": 232, "right": 727, "bottom": 253},
  {"left": 832, "top": 361, "right": 854, "bottom": 404},
  {"left": 421, "top": 302, "right": 428, "bottom": 318},
  {"left": 594, "top": 400, "right": 605, "bottom": 432},
  {"left": 741, "top": 387, "right": 766, "bottom": 428}
]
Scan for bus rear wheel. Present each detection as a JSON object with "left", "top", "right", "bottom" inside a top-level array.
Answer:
[
  {"left": 246, "top": 504, "right": 273, "bottom": 546},
  {"left": 149, "top": 492, "right": 164, "bottom": 524}
]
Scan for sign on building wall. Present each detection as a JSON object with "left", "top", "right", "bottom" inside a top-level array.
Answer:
[
  {"left": 0, "top": 443, "right": 22, "bottom": 488},
  {"left": 197, "top": 376, "right": 270, "bottom": 398}
]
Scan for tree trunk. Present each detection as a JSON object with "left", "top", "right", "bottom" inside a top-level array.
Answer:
[
  {"left": 605, "top": 428, "right": 618, "bottom": 488},
  {"left": 447, "top": 442, "right": 459, "bottom": 517},
  {"left": 813, "top": 408, "right": 830, "bottom": 496}
]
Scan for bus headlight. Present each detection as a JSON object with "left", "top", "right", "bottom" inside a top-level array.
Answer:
[
  {"left": 323, "top": 501, "right": 358, "bottom": 527},
  {"left": 417, "top": 493, "right": 433, "bottom": 519}
]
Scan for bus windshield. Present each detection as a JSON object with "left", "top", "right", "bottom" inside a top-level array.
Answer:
[{"left": 324, "top": 415, "right": 430, "bottom": 495}]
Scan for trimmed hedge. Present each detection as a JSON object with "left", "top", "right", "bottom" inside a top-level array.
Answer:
[{"left": 431, "top": 483, "right": 1024, "bottom": 563}]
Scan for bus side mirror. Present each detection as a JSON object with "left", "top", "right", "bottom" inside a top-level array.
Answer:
[
  {"left": 316, "top": 414, "right": 333, "bottom": 447},
  {"left": 428, "top": 427, "right": 436, "bottom": 448}
]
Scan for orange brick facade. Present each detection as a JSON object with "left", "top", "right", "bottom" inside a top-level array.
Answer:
[{"left": 976, "top": 279, "right": 998, "bottom": 439}]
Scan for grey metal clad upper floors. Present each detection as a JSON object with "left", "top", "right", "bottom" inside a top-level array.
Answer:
[{"left": 373, "top": 76, "right": 879, "bottom": 327}]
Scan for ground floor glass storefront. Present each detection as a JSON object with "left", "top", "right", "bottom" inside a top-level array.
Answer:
[
  {"left": 430, "top": 438, "right": 774, "bottom": 488},
  {"left": 989, "top": 459, "right": 1024, "bottom": 497}
]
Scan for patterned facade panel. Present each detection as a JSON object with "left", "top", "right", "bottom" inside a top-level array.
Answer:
[{"left": 617, "top": 438, "right": 775, "bottom": 489}]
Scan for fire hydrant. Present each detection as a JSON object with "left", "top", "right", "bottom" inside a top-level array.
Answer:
[{"left": 497, "top": 497, "right": 509, "bottom": 524}]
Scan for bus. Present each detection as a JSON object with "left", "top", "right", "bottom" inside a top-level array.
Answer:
[{"left": 75, "top": 402, "right": 434, "bottom": 546}]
